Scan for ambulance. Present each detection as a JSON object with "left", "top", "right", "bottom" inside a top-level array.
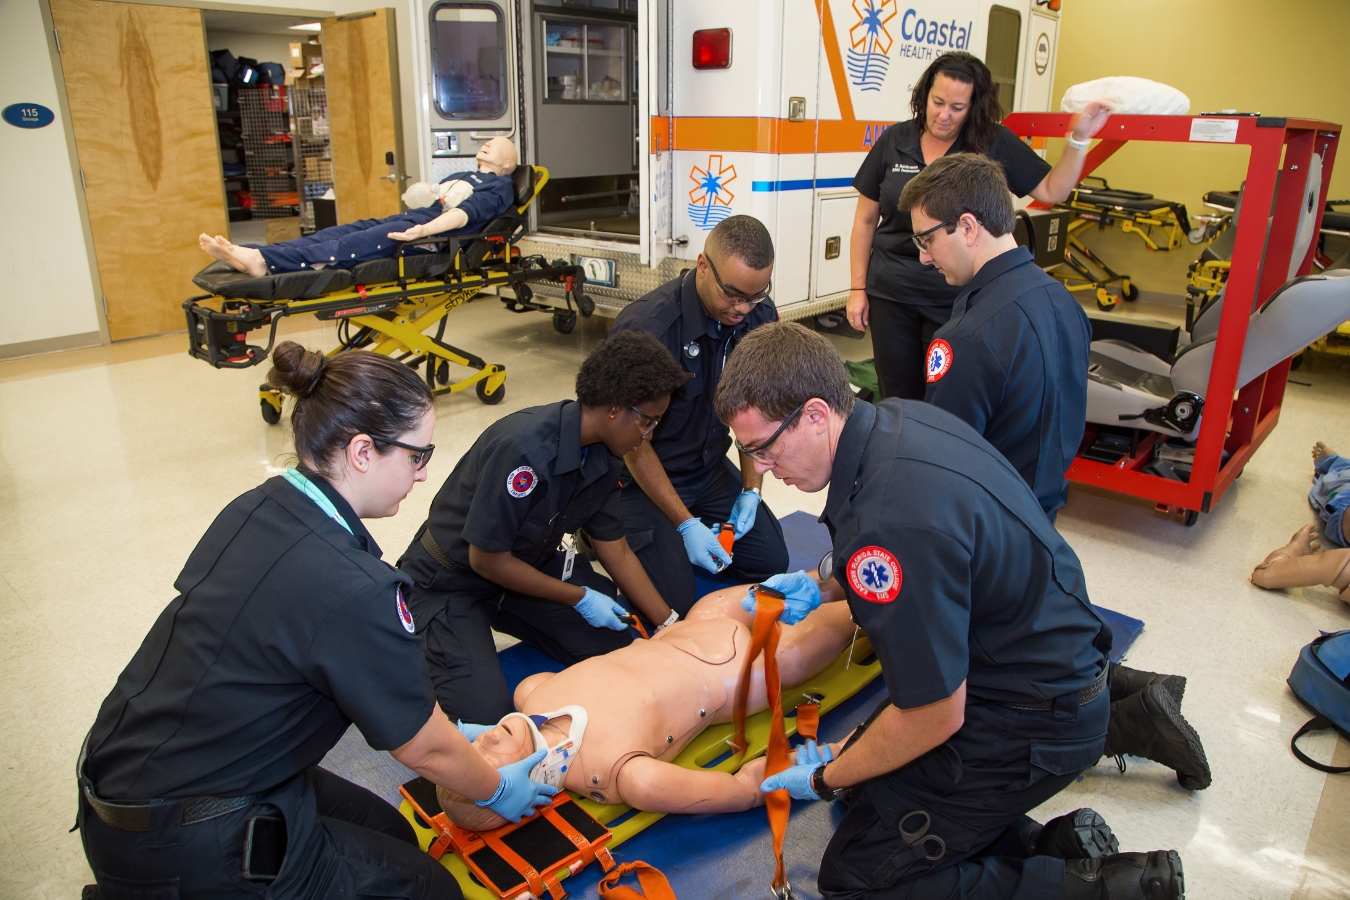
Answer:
[{"left": 407, "top": 0, "right": 1062, "bottom": 324}]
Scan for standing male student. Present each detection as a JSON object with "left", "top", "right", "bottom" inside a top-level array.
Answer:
[
  {"left": 610, "top": 215, "right": 789, "bottom": 614},
  {"left": 714, "top": 322, "right": 1185, "bottom": 900}
]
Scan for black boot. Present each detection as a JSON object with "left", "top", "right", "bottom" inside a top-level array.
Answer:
[
  {"left": 1105, "top": 682, "right": 1211, "bottom": 790},
  {"left": 1110, "top": 663, "right": 1186, "bottom": 708},
  {"left": 1064, "top": 850, "right": 1185, "bottom": 899},
  {"left": 1026, "top": 808, "right": 1120, "bottom": 859}
]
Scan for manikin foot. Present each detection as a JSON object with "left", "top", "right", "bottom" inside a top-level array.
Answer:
[
  {"left": 199, "top": 233, "right": 267, "bottom": 277},
  {"left": 1253, "top": 524, "right": 1322, "bottom": 574},
  {"left": 1251, "top": 543, "right": 1350, "bottom": 601},
  {"left": 1313, "top": 441, "right": 1337, "bottom": 463}
]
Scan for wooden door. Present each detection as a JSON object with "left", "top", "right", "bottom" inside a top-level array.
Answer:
[
  {"left": 323, "top": 9, "right": 405, "bottom": 222},
  {"left": 50, "top": 0, "right": 227, "bottom": 340}
]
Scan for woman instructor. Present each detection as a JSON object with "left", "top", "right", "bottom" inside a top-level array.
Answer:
[
  {"left": 847, "top": 51, "right": 1111, "bottom": 399},
  {"left": 77, "top": 343, "right": 554, "bottom": 900}
]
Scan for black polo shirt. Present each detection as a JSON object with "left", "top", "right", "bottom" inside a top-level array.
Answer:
[
  {"left": 821, "top": 399, "right": 1109, "bottom": 710},
  {"left": 852, "top": 119, "right": 1051, "bottom": 308},
  {"left": 414, "top": 400, "right": 625, "bottom": 610},
  {"left": 924, "top": 246, "right": 1090, "bottom": 517},
  {"left": 85, "top": 473, "right": 434, "bottom": 800},
  {"left": 611, "top": 270, "right": 778, "bottom": 494}
]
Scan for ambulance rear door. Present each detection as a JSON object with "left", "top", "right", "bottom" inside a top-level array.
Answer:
[
  {"left": 420, "top": 0, "right": 520, "bottom": 184},
  {"left": 640, "top": 0, "right": 674, "bottom": 267}
]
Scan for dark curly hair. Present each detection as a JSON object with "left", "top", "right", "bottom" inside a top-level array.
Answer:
[
  {"left": 266, "top": 342, "right": 433, "bottom": 476},
  {"left": 576, "top": 331, "right": 689, "bottom": 408},
  {"left": 910, "top": 52, "right": 1002, "bottom": 154}
]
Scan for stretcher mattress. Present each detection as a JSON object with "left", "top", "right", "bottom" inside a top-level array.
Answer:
[{"left": 192, "top": 253, "right": 457, "bottom": 302}]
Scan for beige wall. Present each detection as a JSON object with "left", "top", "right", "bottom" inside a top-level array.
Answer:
[{"left": 1051, "top": 0, "right": 1350, "bottom": 211}]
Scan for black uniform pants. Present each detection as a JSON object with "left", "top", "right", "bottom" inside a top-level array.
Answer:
[
  {"left": 868, "top": 297, "right": 953, "bottom": 401},
  {"left": 819, "top": 688, "right": 1109, "bottom": 900},
  {"left": 620, "top": 457, "right": 790, "bottom": 615},
  {"left": 400, "top": 542, "right": 634, "bottom": 724},
  {"left": 80, "top": 768, "right": 459, "bottom": 900}
]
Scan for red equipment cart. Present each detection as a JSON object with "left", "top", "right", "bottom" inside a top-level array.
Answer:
[{"left": 1003, "top": 113, "right": 1341, "bottom": 525}]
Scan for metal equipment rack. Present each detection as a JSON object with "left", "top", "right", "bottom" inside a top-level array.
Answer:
[
  {"left": 1004, "top": 113, "right": 1341, "bottom": 524},
  {"left": 289, "top": 87, "right": 332, "bottom": 234},
  {"left": 239, "top": 86, "right": 298, "bottom": 221}
]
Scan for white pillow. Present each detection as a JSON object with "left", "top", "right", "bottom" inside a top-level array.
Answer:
[{"left": 1060, "top": 77, "right": 1190, "bottom": 116}]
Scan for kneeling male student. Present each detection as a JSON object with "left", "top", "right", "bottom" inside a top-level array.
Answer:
[
  {"left": 399, "top": 331, "right": 686, "bottom": 725},
  {"left": 901, "top": 154, "right": 1211, "bottom": 792},
  {"left": 715, "top": 322, "right": 1184, "bottom": 900}
]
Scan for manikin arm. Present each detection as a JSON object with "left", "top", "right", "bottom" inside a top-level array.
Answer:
[
  {"left": 616, "top": 754, "right": 768, "bottom": 814},
  {"left": 387, "top": 208, "right": 469, "bottom": 242}
]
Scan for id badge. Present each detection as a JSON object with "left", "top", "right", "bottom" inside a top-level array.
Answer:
[{"left": 560, "top": 533, "right": 577, "bottom": 582}]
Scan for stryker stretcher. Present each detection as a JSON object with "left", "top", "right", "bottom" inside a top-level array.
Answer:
[
  {"left": 399, "top": 635, "right": 883, "bottom": 900},
  {"left": 183, "top": 165, "right": 595, "bottom": 422},
  {"left": 1051, "top": 176, "right": 1195, "bottom": 311}
]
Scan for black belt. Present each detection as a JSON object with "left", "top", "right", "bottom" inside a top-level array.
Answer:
[
  {"left": 990, "top": 665, "right": 1109, "bottom": 712},
  {"left": 420, "top": 529, "right": 469, "bottom": 573},
  {"left": 82, "top": 784, "right": 263, "bottom": 832}
]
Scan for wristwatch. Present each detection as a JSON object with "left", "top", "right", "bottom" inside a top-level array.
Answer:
[{"left": 811, "top": 763, "right": 842, "bottom": 801}]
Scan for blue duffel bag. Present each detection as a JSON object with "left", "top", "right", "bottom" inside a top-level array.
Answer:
[{"left": 1287, "top": 629, "right": 1350, "bottom": 773}]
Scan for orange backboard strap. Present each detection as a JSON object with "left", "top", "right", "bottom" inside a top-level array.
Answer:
[
  {"left": 796, "top": 700, "right": 820, "bottom": 743},
  {"left": 730, "top": 586, "right": 793, "bottom": 896},
  {"left": 597, "top": 861, "right": 679, "bottom": 900},
  {"left": 479, "top": 830, "right": 547, "bottom": 899}
]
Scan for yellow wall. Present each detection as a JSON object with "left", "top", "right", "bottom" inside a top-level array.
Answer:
[{"left": 1050, "top": 0, "right": 1350, "bottom": 212}]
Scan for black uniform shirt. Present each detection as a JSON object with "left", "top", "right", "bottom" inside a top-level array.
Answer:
[
  {"left": 821, "top": 399, "right": 1108, "bottom": 710},
  {"left": 852, "top": 119, "right": 1051, "bottom": 307},
  {"left": 85, "top": 473, "right": 434, "bottom": 800},
  {"left": 924, "top": 246, "right": 1091, "bottom": 517},
  {"left": 611, "top": 270, "right": 778, "bottom": 493},
  {"left": 417, "top": 400, "right": 625, "bottom": 609}
]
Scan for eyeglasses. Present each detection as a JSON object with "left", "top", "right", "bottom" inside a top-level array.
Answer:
[
  {"left": 734, "top": 403, "right": 804, "bottom": 463},
  {"left": 372, "top": 435, "right": 436, "bottom": 470},
  {"left": 911, "top": 219, "right": 956, "bottom": 252},
  {"left": 705, "top": 255, "right": 772, "bottom": 306},
  {"left": 630, "top": 405, "right": 661, "bottom": 435}
]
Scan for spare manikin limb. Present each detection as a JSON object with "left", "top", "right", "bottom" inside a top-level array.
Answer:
[{"left": 1251, "top": 524, "right": 1350, "bottom": 601}]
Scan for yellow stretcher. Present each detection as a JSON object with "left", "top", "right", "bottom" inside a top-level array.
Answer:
[
  {"left": 400, "top": 635, "right": 883, "bottom": 900},
  {"left": 182, "top": 165, "right": 595, "bottom": 423}
]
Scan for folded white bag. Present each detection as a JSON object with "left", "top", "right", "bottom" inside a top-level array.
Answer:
[{"left": 1060, "top": 77, "right": 1190, "bottom": 117}]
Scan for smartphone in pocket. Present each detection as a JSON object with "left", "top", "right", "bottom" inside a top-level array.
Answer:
[{"left": 241, "top": 815, "right": 286, "bottom": 882}]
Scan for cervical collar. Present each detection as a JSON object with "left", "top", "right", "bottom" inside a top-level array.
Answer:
[{"left": 499, "top": 706, "right": 588, "bottom": 789}]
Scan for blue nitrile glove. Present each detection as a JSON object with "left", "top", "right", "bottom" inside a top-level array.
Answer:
[
  {"left": 575, "top": 587, "right": 629, "bottom": 631},
  {"left": 478, "top": 749, "right": 559, "bottom": 823},
  {"left": 760, "top": 761, "right": 819, "bottom": 801},
  {"left": 678, "top": 517, "right": 733, "bottom": 573},
  {"left": 740, "top": 570, "right": 822, "bottom": 625},
  {"left": 457, "top": 720, "right": 494, "bottom": 742},
  {"left": 794, "top": 739, "right": 834, "bottom": 767},
  {"left": 729, "top": 489, "right": 762, "bottom": 539}
]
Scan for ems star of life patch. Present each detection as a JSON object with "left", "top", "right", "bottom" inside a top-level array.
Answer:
[
  {"left": 507, "top": 465, "right": 538, "bottom": 498},
  {"left": 925, "top": 339, "right": 953, "bottom": 383},
  {"left": 396, "top": 585, "right": 415, "bottom": 633},
  {"left": 847, "top": 546, "right": 902, "bottom": 603}
]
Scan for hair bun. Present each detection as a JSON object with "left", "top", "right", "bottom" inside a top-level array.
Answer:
[{"left": 267, "top": 341, "right": 329, "bottom": 398}]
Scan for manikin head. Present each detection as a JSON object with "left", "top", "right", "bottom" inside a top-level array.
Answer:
[
  {"left": 475, "top": 136, "right": 519, "bottom": 176},
  {"left": 437, "top": 715, "right": 557, "bottom": 831},
  {"left": 694, "top": 216, "right": 775, "bottom": 328},
  {"left": 898, "top": 153, "right": 1018, "bottom": 287},
  {"left": 575, "top": 331, "right": 689, "bottom": 457},
  {"left": 714, "top": 322, "right": 856, "bottom": 494}
]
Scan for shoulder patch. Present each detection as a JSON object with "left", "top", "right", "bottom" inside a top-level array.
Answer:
[
  {"left": 507, "top": 465, "right": 538, "bottom": 498},
  {"left": 847, "top": 546, "right": 902, "bottom": 604},
  {"left": 925, "top": 339, "right": 953, "bottom": 383},
  {"left": 396, "top": 585, "right": 415, "bottom": 633}
]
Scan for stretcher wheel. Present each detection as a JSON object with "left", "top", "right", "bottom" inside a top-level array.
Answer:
[
  {"left": 1290, "top": 350, "right": 1307, "bottom": 371},
  {"left": 515, "top": 283, "right": 534, "bottom": 304},
  {"left": 576, "top": 291, "right": 595, "bottom": 317},
  {"left": 260, "top": 399, "right": 282, "bottom": 425},
  {"left": 1121, "top": 281, "right": 1140, "bottom": 301},
  {"left": 435, "top": 360, "right": 450, "bottom": 385},
  {"left": 1095, "top": 289, "right": 1119, "bottom": 312},
  {"left": 476, "top": 378, "right": 505, "bottom": 405},
  {"left": 553, "top": 311, "right": 577, "bottom": 334},
  {"left": 1183, "top": 509, "right": 1199, "bottom": 527}
]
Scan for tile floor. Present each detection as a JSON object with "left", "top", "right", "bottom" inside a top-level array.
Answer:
[{"left": 1, "top": 289, "right": 1347, "bottom": 899}]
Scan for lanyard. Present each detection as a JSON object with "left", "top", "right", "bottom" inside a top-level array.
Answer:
[{"left": 283, "top": 467, "right": 354, "bottom": 535}]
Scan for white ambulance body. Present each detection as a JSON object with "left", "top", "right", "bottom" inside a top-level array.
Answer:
[{"left": 409, "top": 0, "right": 1060, "bottom": 321}]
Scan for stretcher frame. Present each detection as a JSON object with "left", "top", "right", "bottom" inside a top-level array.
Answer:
[
  {"left": 1005, "top": 113, "right": 1341, "bottom": 523},
  {"left": 182, "top": 166, "right": 593, "bottom": 422},
  {"left": 400, "top": 635, "right": 882, "bottom": 900}
]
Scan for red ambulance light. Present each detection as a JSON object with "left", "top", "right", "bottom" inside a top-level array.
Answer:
[{"left": 692, "top": 29, "right": 731, "bottom": 69}]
